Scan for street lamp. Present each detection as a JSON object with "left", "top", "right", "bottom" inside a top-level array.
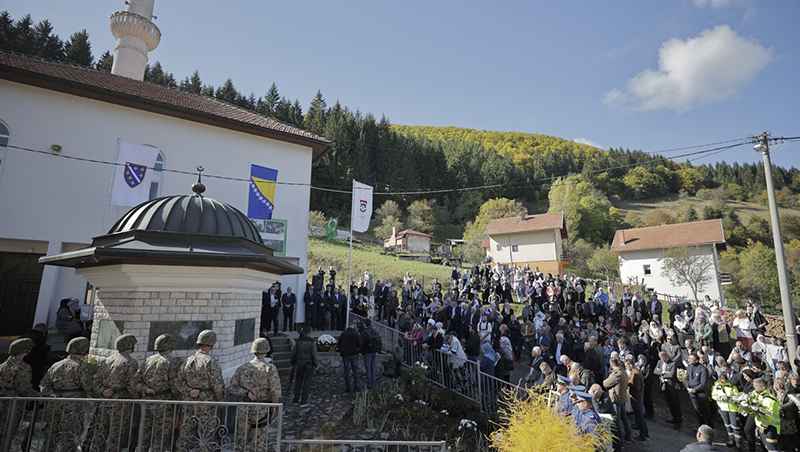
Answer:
[{"left": 753, "top": 132, "right": 797, "bottom": 368}]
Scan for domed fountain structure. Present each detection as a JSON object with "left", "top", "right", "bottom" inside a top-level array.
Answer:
[{"left": 40, "top": 170, "right": 302, "bottom": 374}]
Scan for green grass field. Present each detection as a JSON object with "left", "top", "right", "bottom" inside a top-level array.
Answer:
[
  {"left": 307, "top": 236, "right": 453, "bottom": 288},
  {"left": 612, "top": 193, "right": 798, "bottom": 223}
]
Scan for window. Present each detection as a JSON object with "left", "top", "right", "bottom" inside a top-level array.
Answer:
[
  {"left": 512, "top": 245, "right": 519, "bottom": 252},
  {"left": 0, "top": 121, "right": 9, "bottom": 182},
  {"left": 496, "top": 244, "right": 502, "bottom": 251},
  {"left": 643, "top": 264, "right": 651, "bottom": 275},
  {"left": 148, "top": 151, "right": 165, "bottom": 199}
]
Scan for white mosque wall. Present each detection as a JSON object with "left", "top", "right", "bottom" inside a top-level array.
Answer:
[{"left": 0, "top": 79, "right": 313, "bottom": 327}]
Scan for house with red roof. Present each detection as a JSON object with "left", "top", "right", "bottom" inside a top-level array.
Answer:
[
  {"left": 384, "top": 227, "right": 432, "bottom": 253},
  {"left": 484, "top": 212, "right": 569, "bottom": 275},
  {"left": 611, "top": 219, "right": 727, "bottom": 303}
]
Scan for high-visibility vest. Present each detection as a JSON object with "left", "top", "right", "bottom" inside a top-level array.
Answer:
[
  {"left": 754, "top": 391, "right": 781, "bottom": 434},
  {"left": 711, "top": 382, "right": 740, "bottom": 412}
]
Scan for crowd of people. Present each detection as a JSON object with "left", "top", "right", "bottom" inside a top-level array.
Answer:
[{"left": 337, "top": 261, "right": 800, "bottom": 452}]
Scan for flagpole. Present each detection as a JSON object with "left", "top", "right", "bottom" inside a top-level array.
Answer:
[
  {"left": 101, "top": 139, "right": 122, "bottom": 234},
  {"left": 346, "top": 190, "right": 354, "bottom": 328}
]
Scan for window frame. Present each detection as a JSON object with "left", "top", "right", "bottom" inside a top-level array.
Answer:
[{"left": 643, "top": 264, "right": 651, "bottom": 275}]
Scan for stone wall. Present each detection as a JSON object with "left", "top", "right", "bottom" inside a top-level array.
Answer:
[{"left": 90, "top": 289, "right": 261, "bottom": 372}]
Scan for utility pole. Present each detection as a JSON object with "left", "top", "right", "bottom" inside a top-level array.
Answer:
[{"left": 754, "top": 132, "right": 797, "bottom": 368}]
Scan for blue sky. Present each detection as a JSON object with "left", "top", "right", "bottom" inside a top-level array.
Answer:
[{"left": 6, "top": 0, "right": 800, "bottom": 170}]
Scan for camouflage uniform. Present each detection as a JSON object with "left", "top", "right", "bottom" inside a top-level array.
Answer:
[
  {"left": 137, "top": 334, "right": 181, "bottom": 452},
  {"left": 0, "top": 339, "right": 40, "bottom": 449},
  {"left": 40, "top": 338, "right": 94, "bottom": 452},
  {"left": 175, "top": 331, "right": 225, "bottom": 452},
  {"left": 94, "top": 348, "right": 141, "bottom": 451},
  {"left": 228, "top": 341, "right": 282, "bottom": 452}
]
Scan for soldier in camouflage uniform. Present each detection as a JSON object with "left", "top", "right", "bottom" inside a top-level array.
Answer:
[
  {"left": 0, "top": 338, "right": 40, "bottom": 449},
  {"left": 40, "top": 337, "right": 94, "bottom": 452},
  {"left": 137, "top": 333, "right": 181, "bottom": 452},
  {"left": 175, "top": 330, "right": 225, "bottom": 452},
  {"left": 228, "top": 338, "right": 282, "bottom": 452},
  {"left": 94, "top": 333, "right": 141, "bottom": 452}
]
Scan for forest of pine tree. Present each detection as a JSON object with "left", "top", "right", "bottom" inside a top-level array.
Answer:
[{"left": 3, "top": 10, "right": 800, "bottom": 250}]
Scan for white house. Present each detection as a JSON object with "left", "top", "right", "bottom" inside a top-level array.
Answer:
[
  {"left": 610, "top": 219, "right": 727, "bottom": 303},
  {"left": 484, "top": 212, "right": 569, "bottom": 275},
  {"left": 0, "top": 22, "right": 331, "bottom": 335}
]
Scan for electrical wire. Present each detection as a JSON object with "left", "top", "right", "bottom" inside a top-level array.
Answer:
[{"left": 8, "top": 135, "right": 799, "bottom": 196}]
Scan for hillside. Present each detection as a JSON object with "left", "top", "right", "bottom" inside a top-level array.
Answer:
[
  {"left": 613, "top": 193, "right": 798, "bottom": 226},
  {"left": 306, "top": 237, "right": 452, "bottom": 289}
]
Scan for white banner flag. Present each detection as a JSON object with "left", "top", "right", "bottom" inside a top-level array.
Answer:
[
  {"left": 351, "top": 180, "right": 373, "bottom": 233},
  {"left": 111, "top": 141, "right": 160, "bottom": 206}
]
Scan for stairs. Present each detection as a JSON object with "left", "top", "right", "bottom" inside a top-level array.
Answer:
[{"left": 270, "top": 335, "right": 293, "bottom": 377}]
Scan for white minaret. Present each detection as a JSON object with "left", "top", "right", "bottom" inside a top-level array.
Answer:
[{"left": 109, "top": 0, "right": 161, "bottom": 80}]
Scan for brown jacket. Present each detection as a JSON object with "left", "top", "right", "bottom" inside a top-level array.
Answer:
[
  {"left": 628, "top": 368, "right": 645, "bottom": 400},
  {"left": 603, "top": 367, "right": 629, "bottom": 405}
]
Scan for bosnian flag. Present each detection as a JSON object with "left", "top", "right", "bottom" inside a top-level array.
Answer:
[
  {"left": 248, "top": 164, "right": 278, "bottom": 220},
  {"left": 111, "top": 141, "right": 160, "bottom": 206}
]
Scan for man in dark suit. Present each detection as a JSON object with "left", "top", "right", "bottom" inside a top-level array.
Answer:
[
  {"left": 281, "top": 286, "right": 296, "bottom": 332},
  {"left": 655, "top": 350, "right": 683, "bottom": 429},
  {"left": 19, "top": 323, "right": 51, "bottom": 391},
  {"left": 685, "top": 353, "right": 714, "bottom": 429},
  {"left": 649, "top": 294, "right": 663, "bottom": 324},
  {"left": 303, "top": 283, "right": 320, "bottom": 329}
]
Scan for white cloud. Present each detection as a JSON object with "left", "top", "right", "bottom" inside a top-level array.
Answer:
[
  {"left": 573, "top": 138, "right": 603, "bottom": 149},
  {"left": 692, "top": 0, "right": 732, "bottom": 9},
  {"left": 604, "top": 25, "right": 772, "bottom": 112}
]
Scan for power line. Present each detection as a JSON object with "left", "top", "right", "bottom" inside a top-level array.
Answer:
[{"left": 8, "top": 135, "right": 797, "bottom": 196}]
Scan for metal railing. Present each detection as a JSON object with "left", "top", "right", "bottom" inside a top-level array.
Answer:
[
  {"left": 351, "top": 313, "right": 521, "bottom": 412},
  {"left": 279, "top": 439, "right": 446, "bottom": 452},
  {"left": 0, "top": 396, "right": 282, "bottom": 452},
  {"left": 0, "top": 395, "right": 451, "bottom": 452}
]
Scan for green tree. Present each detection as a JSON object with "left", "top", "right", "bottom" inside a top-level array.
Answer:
[
  {"left": 64, "top": 29, "right": 93, "bottom": 66},
  {"left": 179, "top": 70, "right": 203, "bottom": 95},
  {"left": 683, "top": 205, "right": 698, "bottom": 223},
  {"left": 94, "top": 50, "right": 113, "bottom": 72},
  {"left": 564, "top": 239, "right": 597, "bottom": 278},
  {"left": 34, "top": 19, "right": 64, "bottom": 60},
  {"left": 374, "top": 200, "right": 402, "bottom": 224},
  {"left": 215, "top": 79, "right": 239, "bottom": 104},
  {"left": 407, "top": 199, "right": 439, "bottom": 234},
  {"left": 623, "top": 167, "right": 669, "bottom": 199},
  {"left": 304, "top": 90, "right": 328, "bottom": 135},
  {"left": 308, "top": 210, "right": 327, "bottom": 236},
  {"left": 462, "top": 198, "right": 525, "bottom": 263},
  {"left": 658, "top": 246, "right": 714, "bottom": 302},
  {"left": 144, "top": 61, "right": 176, "bottom": 87},
  {"left": 258, "top": 83, "right": 281, "bottom": 116},
  {"left": 587, "top": 248, "right": 619, "bottom": 283},
  {"left": 374, "top": 215, "right": 403, "bottom": 240}
]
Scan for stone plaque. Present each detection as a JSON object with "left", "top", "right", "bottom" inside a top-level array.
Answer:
[
  {"left": 234, "top": 318, "right": 255, "bottom": 346},
  {"left": 147, "top": 321, "right": 213, "bottom": 351},
  {"left": 96, "top": 319, "right": 125, "bottom": 349}
]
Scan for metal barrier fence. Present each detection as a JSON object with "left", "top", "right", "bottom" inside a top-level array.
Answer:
[
  {"left": 351, "top": 313, "right": 521, "bottom": 412},
  {"left": 0, "top": 396, "right": 283, "bottom": 452},
  {"left": 279, "top": 439, "right": 446, "bottom": 452}
]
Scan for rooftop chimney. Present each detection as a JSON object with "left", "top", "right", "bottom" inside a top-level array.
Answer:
[
  {"left": 520, "top": 211, "right": 527, "bottom": 221},
  {"left": 110, "top": 0, "right": 161, "bottom": 80}
]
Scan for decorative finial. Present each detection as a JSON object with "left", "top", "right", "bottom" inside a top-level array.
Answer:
[{"left": 192, "top": 166, "right": 206, "bottom": 196}]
